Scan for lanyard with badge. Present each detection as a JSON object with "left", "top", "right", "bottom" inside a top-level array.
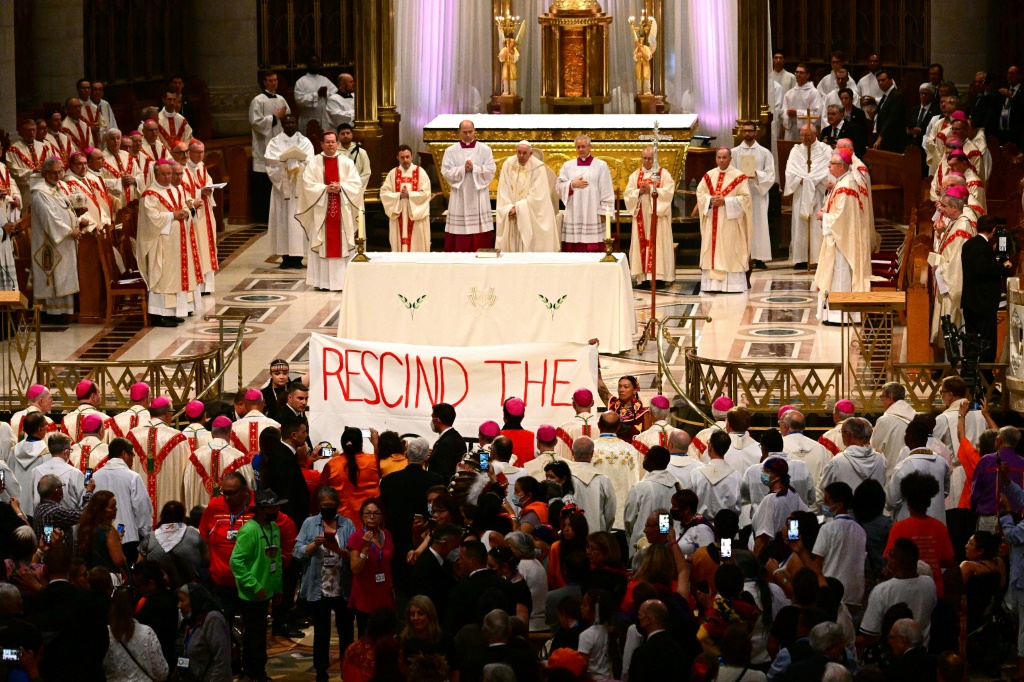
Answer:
[
  {"left": 225, "top": 508, "right": 245, "bottom": 542},
  {"left": 260, "top": 523, "right": 279, "bottom": 573},
  {"left": 177, "top": 624, "right": 198, "bottom": 671},
  {"left": 365, "top": 528, "right": 386, "bottom": 584}
]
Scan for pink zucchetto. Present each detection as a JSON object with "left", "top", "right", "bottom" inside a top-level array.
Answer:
[
  {"left": 479, "top": 421, "right": 501, "bottom": 438},
  {"left": 836, "top": 148, "right": 853, "bottom": 165},
  {"left": 81, "top": 414, "right": 104, "bottom": 434},
  {"left": 26, "top": 385, "right": 47, "bottom": 401},
  {"left": 154, "top": 158, "right": 174, "bottom": 166},
  {"left": 778, "top": 404, "right": 796, "bottom": 419},
  {"left": 151, "top": 396, "right": 171, "bottom": 409},
  {"left": 184, "top": 400, "right": 205, "bottom": 419},
  {"left": 946, "top": 138, "right": 963, "bottom": 150},
  {"left": 712, "top": 396, "right": 734, "bottom": 412},
  {"left": 211, "top": 416, "right": 232, "bottom": 429},
  {"left": 129, "top": 382, "right": 150, "bottom": 402},
  {"left": 950, "top": 110, "right": 969, "bottom": 123},
  {"left": 504, "top": 397, "right": 525, "bottom": 417},
  {"left": 572, "top": 388, "right": 594, "bottom": 407},
  {"left": 537, "top": 425, "right": 557, "bottom": 442},
  {"left": 650, "top": 395, "right": 670, "bottom": 410},
  {"left": 947, "top": 149, "right": 967, "bottom": 161},
  {"left": 835, "top": 399, "right": 856, "bottom": 414},
  {"left": 75, "top": 380, "right": 94, "bottom": 399},
  {"left": 244, "top": 389, "right": 263, "bottom": 402},
  {"left": 945, "top": 185, "right": 969, "bottom": 201}
]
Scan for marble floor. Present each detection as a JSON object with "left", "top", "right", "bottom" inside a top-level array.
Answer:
[{"left": 41, "top": 224, "right": 905, "bottom": 411}]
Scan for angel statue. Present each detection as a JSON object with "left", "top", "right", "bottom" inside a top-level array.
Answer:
[
  {"left": 497, "top": 12, "right": 525, "bottom": 96},
  {"left": 628, "top": 13, "right": 658, "bottom": 95}
]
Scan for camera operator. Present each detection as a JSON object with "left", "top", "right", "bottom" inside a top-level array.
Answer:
[{"left": 961, "top": 215, "right": 1013, "bottom": 364}]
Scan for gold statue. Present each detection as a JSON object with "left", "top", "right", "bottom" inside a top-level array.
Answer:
[
  {"left": 628, "top": 10, "right": 657, "bottom": 96},
  {"left": 496, "top": 11, "right": 525, "bottom": 96}
]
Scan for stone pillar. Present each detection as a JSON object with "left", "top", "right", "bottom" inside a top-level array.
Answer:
[
  {"left": 376, "top": 0, "right": 401, "bottom": 179},
  {"left": 191, "top": 3, "right": 259, "bottom": 137},
  {"left": 0, "top": 1, "right": 15, "bottom": 128},
  {"left": 930, "top": 0, "right": 993, "bottom": 87},
  {"left": 735, "top": 0, "right": 770, "bottom": 144},
  {"left": 354, "top": 0, "right": 384, "bottom": 190},
  {"left": 32, "top": 0, "right": 84, "bottom": 107}
]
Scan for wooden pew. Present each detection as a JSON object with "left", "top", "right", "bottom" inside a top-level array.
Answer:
[{"left": 862, "top": 145, "right": 923, "bottom": 224}]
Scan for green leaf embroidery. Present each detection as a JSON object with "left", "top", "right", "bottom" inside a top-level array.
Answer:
[
  {"left": 538, "top": 293, "right": 568, "bottom": 320},
  {"left": 398, "top": 293, "right": 427, "bottom": 321}
]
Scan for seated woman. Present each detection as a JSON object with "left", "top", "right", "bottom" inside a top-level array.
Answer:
[{"left": 605, "top": 376, "right": 651, "bottom": 441}]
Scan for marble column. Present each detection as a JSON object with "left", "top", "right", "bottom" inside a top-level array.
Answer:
[
  {"left": 354, "top": 0, "right": 384, "bottom": 190},
  {"left": 735, "top": 0, "right": 770, "bottom": 143},
  {"left": 930, "top": 0, "right": 993, "bottom": 87},
  {"left": 191, "top": 3, "right": 259, "bottom": 137},
  {"left": 0, "top": 1, "right": 15, "bottom": 129},
  {"left": 31, "top": 0, "right": 84, "bottom": 107},
  {"left": 376, "top": 0, "right": 401, "bottom": 178}
]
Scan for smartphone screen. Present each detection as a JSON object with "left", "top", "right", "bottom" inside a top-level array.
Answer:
[
  {"left": 322, "top": 446, "right": 335, "bottom": 458},
  {"left": 1000, "top": 236, "right": 1008, "bottom": 251},
  {"left": 479, "top": 451, "right": 490, "bottom": 471},
  {"left": 360, "top": 428, "right": 371, "bottom": 440},
  {"left": 117, "top": 523, "right": 125, "bottom": 535},
  {"left": 721, "top": 537, "right": 732, "bottom": 558},
  {"left": 84, "top": 468, "right": 93, "bottom": 484},
  {"left": 658, "top": 513, "right": 670, "bottom": 534},
  {"left": 1, "top": 649, "right": 17, "bottom": 662},
  {"left": 43, "top": 525, "right": 53, "bottom": 544},
  {"left": 787, "top": 519, "right": 800, "bottom": 541}
]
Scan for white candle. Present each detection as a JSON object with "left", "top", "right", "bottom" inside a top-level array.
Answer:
[
  {"left": 605, "top": 212, "right": 611, "bottom": 239},
  {"left": 359, "top": 209, "right": 366, "bottom": 240}
]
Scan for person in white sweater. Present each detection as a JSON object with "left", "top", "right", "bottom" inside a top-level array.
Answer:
[{"left": 818, "top": 418, "right": 886, "bottom": 507}]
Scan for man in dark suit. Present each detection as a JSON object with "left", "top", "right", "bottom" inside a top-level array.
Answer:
[
  {"left": 628, "top": 599, "right": 691, "bottom": 681},
  {"left": 261, "top": 418, "right": 311, "bottom": 525},
  {"left": 884, "top": 619, "right": 936, "bottom": 682},
  {"left": 961, "top": 216, "right": 1011, "bottom": 363},
  {"left": 873, "top": 69, "right": 908, "bottom": 152},
  {"left": 24, "top": 544, "right": 108, "bottom": 682},
  {"left": 908, "top": 83, "right": 940, "bottom": 148},
  {"left": 777, "top": 621, "right": 848, "bottom": 681},
  {"left": 379, "top": 436, "right": 445, "bottom": 591},
  {"left": 480, "top": 609, "right": 540, "bottom": 682},
  {"left": 995, "top": 65, "right": 1024, "bottom": 146},
  {"left": 445, "top": 540, "right": 513, "bottom": 632},
  {"left": 409, "top": 524, "right": 461, "bottom": 620},
  {"left": 427, "top": 402, "right": 466, "bottom": 482}
]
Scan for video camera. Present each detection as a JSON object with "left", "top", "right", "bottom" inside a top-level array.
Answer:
[{"left": 941, "top": 313, "right": 989, "bottom": 408}]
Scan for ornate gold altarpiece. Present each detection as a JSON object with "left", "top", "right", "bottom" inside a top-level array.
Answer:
[
  {"left": 538, "top": 0, "right": 613, "bottom": 113},
  {"left": 423, "top": 113, "right": 698, "bottom": 199}
]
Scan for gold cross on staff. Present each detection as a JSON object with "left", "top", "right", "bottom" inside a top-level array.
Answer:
[
  {"left": 799, "top": 109, "right": 817, "bottom": 172},
  {"left": 638, "top": 120, "right": 673, "bottom": 179}
]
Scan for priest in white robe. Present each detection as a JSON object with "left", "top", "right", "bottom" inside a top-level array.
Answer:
[
  {"left": 63, "top": 151, "right": 111, "bottom": 229},
  {"left": 929, "top": 187, "right": 975, "bottom": 343},
  {"left": 696, "top": 147, "right": 752, "bottom": 293},
  {"left": 871, "top": 383, "right": 919, "bottom": 476},
  {"left": 0, "top": 160, "right": 21, "bottom": 291},
  {"left": 815, "top": 53, "right": 848, "bottom": 98},
  {"left": 781, "top": 65, "right": 823, "bottom": 141},
  {"left": 771, "top": 52, "right": 797, "bottom": 95},
  {"left": 264, "top": 115, "right": 314, "bottom": 267},
  {"left": 138, "top": 120, "right": 168, "bottom": 186},
  {"left": 624, "top": 146, "right": 675, "bottom": 283},
  {"left": 924, "top": 96, "right": 957, "bottom": 176},
  {"left": 295, "top": 130, "right": 363, "bottom": 291},
  {"left": 126, "top": 397, "right": 189, "bottom": 526},
  {"left": 44, "top": 114, "right": 73, "bottom": 171},
  {"left": 101, "top": 129, "right": 142, "bottom": 207},
  {"left": 151, "top": 92, "right": 192, "bottom": 148},
  {"left": 31, "top": 158, "right": 86, "bottom": 319},
  {"left": 137, "top": 160, "right": 202, "bottom": 326},
  {"left": 947, "top": 150, "right": 987, "bottom": 214},
  {"left": 7, "top": 120, "right": 48, "bottom": 199},
  {"left": 496, "top": 142, "right": 559, "bottom": 253},
  {"left": 249, "top": 71, "right": 290, "bottom": 174},
  {"left": 440, "top": 120, "right": 496, "bottom": 252},
  {"left": 61, "top": 98, "right": 94, "bottom": 153},
  {"left": 380, "top": 145, "right": 432, "bottom": 252},
  {"left": 325, "top": 74, "right": 356, "bottom": 130},
  {"left": 857, "top": 55, "right": 884, "bottom": 101},
  {"left": 815, "top": 149, "right": 873, "bottom": 323},
  {"left": 731, "top": 123, "right": 775, "bottom": 269},
  {"left": 785, "top": 125, "right": 831, "bottom": 268},
  {"left": 183, "top": 141, "right": 219, "bottom": 293},
  {"left": 293, "top": 55, "right": 337, "bottom": 133},
  {"left": 556, "top": 135, "right": 614, "bottom": 252},
  {"left": 183, "top": 416, "right": 255, "bottom": 510}
]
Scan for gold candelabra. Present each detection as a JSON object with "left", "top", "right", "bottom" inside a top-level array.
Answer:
[
  {"left": 495, "top": 9, "right": 522, "bottom": 41},
  {"left": 627, "top": 7, "right": 653, "bottom": 42}
]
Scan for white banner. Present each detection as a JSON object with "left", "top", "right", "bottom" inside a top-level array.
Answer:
[{"left": 308, "top": 334, "right": 599, "bottom": 446}]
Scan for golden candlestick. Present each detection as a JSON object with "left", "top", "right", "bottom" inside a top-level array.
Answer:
[
  {"left": 353, "top": 236, "right": 371, "bottom": 262},
  {"left": 600, "top": 237, "right": 617, "bottom": 262}
]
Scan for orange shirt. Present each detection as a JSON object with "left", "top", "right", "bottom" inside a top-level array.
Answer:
[
  {"left": 957, "top": 437, "right": 980, "bottom": 508},
  {"left": 319, "top": 453, "right": 382, "bottom": 527},
  {"left": 379, "top": 455, "right": 409, "bottom": 478}
]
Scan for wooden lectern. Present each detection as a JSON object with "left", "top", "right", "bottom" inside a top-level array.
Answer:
[{"left": 828, "top": 291, "right": 906, "bottom": 406}]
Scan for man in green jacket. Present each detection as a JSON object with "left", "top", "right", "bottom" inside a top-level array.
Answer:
[{"left": 230, "top": 488, "right": 286, "bottom": 682}]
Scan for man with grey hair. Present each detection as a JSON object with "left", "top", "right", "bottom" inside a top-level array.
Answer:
[
  {"left": 31, "top": 156, "right": 87, "bottom": 323},
  {"left": 440, "top": 119, "right": 496, "bottom": 251},
  {"left": 929, "top": 188, "right": 973, "bottom": 344},
  {"left": 32, "top": 432, "right": 87, "bottom": 512},
  {"left": 696, "top": 146, "right": 753, "bottom": 292},
  {"left": 819, "top": 417, "right": 885, "bottom": 496},
  {"left": 496, "top": 140, "right": 558, "bottom": 252},
  {"left": 555, "top": 134, "right": 613, "bottom": 252},
  {"left": 779, "top": 409, "right": 829, "bottom": 500},
  {"left": 480, "top": 608, "right": 538, "bottom": 681},
  {"left": 779, "top": 621, "right": 847, "bottom": 680},
  {"left": 101, "top": 127, "right": 142, "bottom": 206},
  {"left": 872, "top": 381, "right": 918, "bottom": 474},
  {"left": 885, "top": 618, "right": 934, "bottom": 678},
  {"left": 569, "top": 436, "right": 615, "bottom": 532},
  {"left": 33, "top": 469, "right": 95, "bottom": 553},
  {"left": 632, "top": 395, "right": 678, "bottom": 456}
]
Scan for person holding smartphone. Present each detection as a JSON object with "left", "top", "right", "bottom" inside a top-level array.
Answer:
[
  {"left": 320, "top": 427, "right": 380, "bottom": 528},
  {"left": 347, "top": 498, "right": 394, "bottom": 636}
]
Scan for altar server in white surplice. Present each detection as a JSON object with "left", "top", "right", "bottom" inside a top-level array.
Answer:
[
  {"left": 695, "top": 147, "right": 752, "bottom": 293},
  {"left": 784, "top": 125, "right": 831, "bottom": 268},
  {"left": 624, "top": 146, "right": 675, "bottom": 283},
  {"left": 556, "top": 135, "right": 614, "bottom": 252},
  {"left": 249, "top": 71, "right": 290, "bottom": 175},
  {"left": 295, "top": 130, "right": 363, "bottom": 292},
  {"left": 31, "top": 158, "right": 87, "bottom": 318},
  {"left": 496, "top": 142, "right": 559, "bottom": 253},
  {"left": 732, "top": 123, "right": 775, "bottom": 269},
  {"left": 380, "top": 145, "right": 432, "bottom": 252},
  {"left": 781, "top": 65, "right": 823, "bottom": 141},
  {"left": 264, "top": 115, "right": 314, "bottom": 268},
  {"left": 293, "top": 55, "right": 337, "bottom": 133},
  {"left": 441, "top": 120, "right": 496, "bottom": 252}
]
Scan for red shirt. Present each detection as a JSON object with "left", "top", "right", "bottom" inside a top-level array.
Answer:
[
  {"left": 884, "top": 515, "right": 955, "bottom": 597},
  {"left": 302, "top": 468, "right": 320, "bottom": 514},
  {"left": 199, "top": 493, "right": 255, "bottom": 588},
  {"left": 501, "top": 429, "right": 536, "bottom": 465}
]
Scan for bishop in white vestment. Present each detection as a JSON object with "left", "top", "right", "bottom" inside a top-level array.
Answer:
[
  {"left": 928, "top": 188, "right": 975, "bottom": 343},
  {"left": 126, "top": 398, "right": 189, "bottom": 526},
  {"left": 0, "top": 162, "right": 21, "bottom": 291},
  {"left": 624, "top": 146, "right": 676, "bottom": 282},
  {"left": 153, "top": 93, "right": 192, "bottom": 148},
  {"left": 183, "top": 416, "right": 254, "bottom": 510},
  {"left": 264, "top": 115, "right": 314, "bottom": 265},
  {"left": 295, "top": 130, "right": 363, "bottom": 291},
  {"left": 380, "top": 146, "right": 432, "bottom": 252},
  {"left": 184, "top": 142, "right": 219, "bottom": 293},
  {"left": 784, "top": 127, "right": 832, "bottom": 266},
  {"left": 441, "top": 121, "right": 496, "bottom": 252},
  {"left": 31, "top": 159, "right": 86, "bottom": 316},
  {"left": 7, "top": 120, "right": 48, "bottom": 199},
  {"left": 556, "top": 135, "right": 614, "bottom": 252},
  {"left": 695, "top": 148, "right": 752, "bottom": 293},
  {"left": 101, "top": 129, "right": 142, "bottom": 207},
  {"left": 496, "top": 142, "right": 559, "bottom": 253},
  {"left": 732, "top": 124, "right": 775, "bottom": 267}
]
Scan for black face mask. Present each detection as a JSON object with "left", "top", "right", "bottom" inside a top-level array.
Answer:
[
  {"left": 264, "top": 512, "right": 279, "bottom": 523},
  {"left": 670, "top": 509, "right": 682, "bottom": 522},
  {"left": 320, "top": 507, "right": 338, "bottom": 521}
]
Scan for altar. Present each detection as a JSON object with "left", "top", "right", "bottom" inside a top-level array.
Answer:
[
  {"left": 423, "top": 113, "right": 698, "bottom": 198},
  {"left": 337, "top": 252, "right": 636, "bottom": 353}
]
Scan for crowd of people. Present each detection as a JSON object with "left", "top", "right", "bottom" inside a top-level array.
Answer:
[{"left": 0, "top": 358, "right": 1014, "bottom": 682}]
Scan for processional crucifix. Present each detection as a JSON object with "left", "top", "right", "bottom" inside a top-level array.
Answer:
[
  {"left": 799, "top": 108, "right": 817, "bottom": 273},
  {"left": 637, "top": 120, "right": 673, "bottom": 326}
]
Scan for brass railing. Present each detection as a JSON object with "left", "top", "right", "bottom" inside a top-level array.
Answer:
[
  {"left": 1, "top": 307, "right": 41, "bottom": 413},
  {"left": 644, "top": 315, "right": 717, "bottom": 430},
  {"left": 892, "top": 362, "right": 1008, "bottom": 412},
  {"left": 33, "top": 313, "right": 250, "bottom": 418}
]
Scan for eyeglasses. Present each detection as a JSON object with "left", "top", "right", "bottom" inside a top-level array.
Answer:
[{"left": 362, "top": 510, "right": 382, "bottom": 517}]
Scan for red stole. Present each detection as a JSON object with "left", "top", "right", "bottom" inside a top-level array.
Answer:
[
  {"left": 634, "top": 168, "right": 661, "bottom": 275},
  {"left": 395, "top": 166, "right": 420, "bottom": 251},
  {"left": 703, "top": 170, "right": 746, "bottom": 270},
  {"left": 9, "top": 142, "right": 40, "bottom": 170},
  {"left": 141, "top": 187, "right": 205, "bottom": 289},
  {"left": 127, "top": 426, "right": 188, "bottom": 526},
  {"left": 62, "top": 119, "right": 91, "bottom": 151},
  {"left": 159, "top": 113, "right": 186, "bottom": 147},
  {"left": 81, "top": 103, "right": 101, "bottom": 128},
  {"left": 190, "top": 164, "right": 218, "bottom": 271},
  {"left": 104, "top": 153, "right": 136, "bottom": 203},
  {"left": 323, "top": 156, "right": 342, "bottom": 258}
]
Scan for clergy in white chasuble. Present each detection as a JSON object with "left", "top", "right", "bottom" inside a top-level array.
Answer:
[
  {"left": 265, "top": 115, "right": 315, "bottom": 261},
  {"left": 555, "top": 135, "right": 614, "bottom": 252},
  {"left": 440, "top": 120, "right": 496, "bottom": 252},
  {"left": 184, "top": 141, "right": 219, "bottom": 293},
  {"left": 496, "top": 142, "right": 558, "bottom": 253},
  {"left": 624, "top": 145, "right": 675, "bottom": 282},
  {"left": 731, "top": 123, "right": 775, "bottom": 266},
  {"left": 31, "top": 158, "right": 85, "bottom": 316},
  {"left": 928, "top": 188, "right": 975, "bottom": 343},
  {"left": 381, "top": 145, "right": 432, "bottom": 253},
  {"left": 781, "top": 65, "right": 823, "bottom": 141},
  {"left": 293, "top": 57, "right": 337, "bottom": 134},
  {"left": 295, "top": 129, "right": 362, "bottom": 291},
  {"left": 814, "top": 149, "right": 873, "bottom": 323},
  {"left": 695, "top": 147, "right": 752, "bottom": 293},
  {"left": 784, "top": 125, "right": 831, "bottom": 266}
]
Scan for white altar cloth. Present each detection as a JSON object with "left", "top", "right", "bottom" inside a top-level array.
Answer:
[
  {"left": 338, "top": 252, "right": 636, "bottom": 353},
  {"left": 424, "top": 113, "right": 699, "bottom": 131}
]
